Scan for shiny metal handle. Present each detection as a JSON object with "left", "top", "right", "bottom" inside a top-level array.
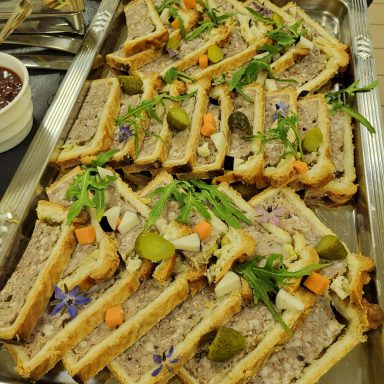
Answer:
[
  {"left": 4, "top": 34, "right": 82, "bottom": 54},
  {"left": 0, "top": 0, "right": 120, "bottom": 269},
  {"left": 0, "top": 0, "right": 32, "bottom": 43},
  {"left": 348, "top": 0, "right": 384, "bottom": 305}
]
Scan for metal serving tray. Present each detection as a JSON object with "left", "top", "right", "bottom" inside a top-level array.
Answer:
[{"left": 0, "top": 0, "right": 383, "bottom": 382}]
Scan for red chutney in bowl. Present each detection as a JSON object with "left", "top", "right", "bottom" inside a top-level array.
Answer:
[{"left": 0, "top": 67, "right": 23, "bottom": 110}]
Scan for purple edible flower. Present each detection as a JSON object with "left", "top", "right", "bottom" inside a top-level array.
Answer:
[
  {"left": 119, "top": 124, "right": 132, "bottom": 143},
  {"left": 272, "top": 100, "right": 290, "bottom": 121},
  {"left": 255, "top": 205, "right": 287, "bottom": 226},
  {"left": 252, "top": 2, "right": 272, "bottom": 17},
  {"left": 166, "top": 48, "right": 179, "bottom": 58},
  {"left": 151, "top": 345, "right": 179, "bottom": 377},
  {"left": 50, "top": 285, "right": 90, "bottom": 319}
]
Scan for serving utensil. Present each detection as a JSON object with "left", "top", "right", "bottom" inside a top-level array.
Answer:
[
  {"left": 14, "top": 54, "right": 73, "bottom": 70},
  {"left": 3, "top": 34, "right": 82, "bottom": 54},
  {"left": 0, "top": 0, "right": 32, "bottom": 44}
]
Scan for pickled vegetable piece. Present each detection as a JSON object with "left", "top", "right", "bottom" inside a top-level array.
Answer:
[
  {"left": 228, "top": 111, "right": 252, "bottom": 134},
  {"left": 167, "top": 37, "right": 181, "bottom": 50},
  {"left": 207, "top": 45, "right": 224, "bottom": 63},
  {"left": 117, "top": 75, "right": 143, "bottom": 95},
  {"left": 315, "top": 235, "right": 347, "bottom": 260},
  {"left": 272, "top": 12, "right": 283, "bottom": 26},
  {"left": 167, "top": 106, "right": 191, "bottom": 131},
  {"left": 207, "top": 326, "right": 247, "bottom": 362},
  {"left": 302, "top": 126, "right": 323, "bottom": 153},
  {"left": 135, "top": 233, "right": 175, "bottom": 262}
]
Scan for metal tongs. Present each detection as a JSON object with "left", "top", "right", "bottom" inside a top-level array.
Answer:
[{"left": 0, "top": 0, "right": 32, "bottom": 44}]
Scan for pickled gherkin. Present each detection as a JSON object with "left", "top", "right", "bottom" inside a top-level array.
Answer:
[
  {"left": 167, "top": 37, "right": 181, "bottom": 50},
  {"left": 207, "top": 45, "right": 224, "bottom": 63},
  {"left": 315, "top": 235, "right": 347, "bottom": 260},
  {"left": 135, "top": 232, "right": 175, "bottom": 262},
  {"left": 302, "top": 126, "right": 323, "bottom": 153},
  {"left": 228, "top": 111, "right": 252, "bottom": 134},
  {"left": 207, "top": 326, "right": 247, "bottom": 362},
  {"left": 167, "top": 106, "right": 190, "bottom": 131},
  {"left": 272, "top": 12, "right": 283, "bottom": 26},
  {"left": 117, "top": 75, "right": 143, "bottom": 95}
]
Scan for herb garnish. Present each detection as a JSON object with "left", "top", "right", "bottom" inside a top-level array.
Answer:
[
  {"left": 143, "top": 179, "right": 251, "bottom": 231},
  {"left": 164, "top": 67, "right": 195, "bottom": 84},
  {"left": 156, "top": 0, "right": 186, "bottom": 36},
  {"left": 185, "top": 0, "right": 233, "bottom": 41},
  {"left": 325, "top": 80, "right": 379, "bottom": 134},
  {"left": 65, "top": 150, "right": 118, "bottom": 224},
  {"left": 151, "top": 345, "right": 179, "bottom": 377},
  {"left": 116, "top": 91, "right": 197, "bottom": 156},
  {"left": 234, "top": 254, "right": 323, "bottom": 331},
  {"left": 246, "top": 111, "right": 304, "bottom": 161}
]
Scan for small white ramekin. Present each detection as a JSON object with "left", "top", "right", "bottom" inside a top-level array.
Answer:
[{"left": 0, "top": 52, "right": 33, "bottom": 153}]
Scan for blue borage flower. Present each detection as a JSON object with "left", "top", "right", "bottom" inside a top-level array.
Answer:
[
  {"left": 151, "top": 345, "right": 179, "bottom": 377},
  {"left": 272, "top": 101, "right": 290, "bottom": 121},
  {"left": 251, "top": 1, "right": 272, "bottom": 17},
  {"left": 50, "top": 285, "right": 91, "bottom": 319},
  {"left": 255, "top": 205, "right": 287, "bottom": 226},
  {"left": 119, "top": 124, "right": 132, "bottom": 143}
]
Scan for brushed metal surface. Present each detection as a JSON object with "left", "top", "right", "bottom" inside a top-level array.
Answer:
[{"left": 0, "top": 0, "right": 383, "bottom": 383}]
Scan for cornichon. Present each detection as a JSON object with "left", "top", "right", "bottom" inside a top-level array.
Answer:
[
  {"left": 228, "top": 111, "right": 252, "bottom": 134},
  {"left": 207, "top": 326, "right": 247, "bottom": 362},
  {"left": 135, "top": 232, "right": 175, "bottom": 262},
  {"left": 167, "top": 106, "right": 191, "bottom": 131},
  {"left": 167, "top": 37, "right": 181, "bottom": 50},
  {"left": 315, "top": 234, "right": 348, "bottom": 260},
  {"left": 117, "top": 75, "right": 143, "bottom": 95},
  {"left": 207, "top": 45, "right": 224, "bottom": 63},
  {"left": 302, "top": 126, "right": 323, "bottom": 153}
]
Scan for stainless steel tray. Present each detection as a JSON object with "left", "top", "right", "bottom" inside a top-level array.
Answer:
[{"left": 0, "top": 0, "right": 383, "bottom": 382}]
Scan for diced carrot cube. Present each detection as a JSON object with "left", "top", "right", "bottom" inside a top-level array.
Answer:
[
  {"left": 303, "top": 272, "right": 330, "bottom": 295},
  {"left": 193, "top": 221, "right": 212, "bottom": 240},
  {"left": 183, "top": 0, "right": 196, "bottom": 9},
  {"left": 75, "top": 226, "right": 96, "bottom": 245},
  {"left": 293, "top": 160, "right": 309, "bottom": 174},
  {"left": 105, "top": 305, "right": 125, "bottom": 328},
  {"left": 198, "top": 54, "right": 208, "bottom": 69}
]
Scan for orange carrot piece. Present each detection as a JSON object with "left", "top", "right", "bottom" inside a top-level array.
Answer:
[
  {"left": 293, "top": 160, "right": 308, "bottom": 174},
  {"left": 193, "top": 221, "right": 212, "bottom": 240},
  {"left": 75, "top": 226, "right": 96, "bottom": 245},
  {"left": 105, "top": 305, "right": 125, "bottom": 328},
  {"left": 171, "top": 19, "right": 180, "bottom": 29},
  {"left": 198, "top": 54, "right": 208, "bottom": 69},
  {"left": 203, "top": 113, "right": 215, "bottom": 125},
  {"left": 201, "top": 123, "right": 216, "bottom": 136},
  {"left": 183, "top": 0, "right": 196, "bottom": 9},
  {"left": 303, "top": 272, "right": 330, "bottom": 295}
]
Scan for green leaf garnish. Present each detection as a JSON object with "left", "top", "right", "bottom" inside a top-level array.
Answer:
[
  {"left": 156, "top": 0, "right": 186, "bottom": 36},
  {"left": 234, "top": 254, "right": 323, "bottom": 331},
  {"left": 246, "top": 112, "right": 304, "bottom": 161},
  {"left": 116, "top": 91, "right": 197, "bottom": 157},
  {"left": 265, "top": 19, "right": 306, "bottom": 48},
  {"left": 246, "top": 7, "right": 276, "bottom": 25},
  {"left": 143, "top": 179, "right": 251, "bottom": 231},
  {"left": 65, "top": 150, "right": 118, "bottom": 224},
  {"left": 325, "top": 80, "right": 378, "bottom": 134},
  {"left": 164, "top": 67, "right": 195, "bottom": 84}
]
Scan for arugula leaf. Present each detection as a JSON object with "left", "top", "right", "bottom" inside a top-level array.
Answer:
[
  {"left": 65, "top": 153, "right": 117, "bottom": 224},
  {"left": 325, "top": 80, "right": 378, "bottom": 134},
  {"left": 234, "top": 254, "right": 323, "bottom": 331},
  {"left": 144, "top": 179, "right": 249, "bottom": 231},
  {"left": 246, "top": 112, "right": 303, "bottom": 161},
  {"left": 164, "top": 67, "right": 195, "bottom": 84},
  {"left": 185, "top": 20, "right": 214, "bottom": 41},
  {"left": 156, "top": 0, "right": 186, "bottom": 36},
  {"left": 246, "top": 7, "right": 276, "bottom": 25}
]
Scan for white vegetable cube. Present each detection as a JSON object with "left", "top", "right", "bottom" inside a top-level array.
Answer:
[
  {"left": 275, "top": 289, "right": 305, "bottom": 311},
  {"left": 215, "top": 271, "right": 242, "bottom": 298},
  {"left": 171, "top": 233, "right": 201, "bottom": 252},
  {"left": 118, "top": 211, "right": 141, "bottom": 234},
  {"left": 104, "top": 206, "right": 121, "bottom": 230}
]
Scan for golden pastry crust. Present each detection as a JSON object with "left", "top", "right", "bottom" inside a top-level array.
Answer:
[{"left": 6, "top": 271, "right": 140, "bottom": 381}]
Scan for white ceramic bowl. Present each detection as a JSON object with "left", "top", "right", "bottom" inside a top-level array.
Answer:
[{"left": 0, "top": 52, "right": 33, "bottom": 153}]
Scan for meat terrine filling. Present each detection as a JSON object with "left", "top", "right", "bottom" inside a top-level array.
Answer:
[
  {"left": 137, "top": 113, "right": 165, "bottom": 159},
  {"left": 252, "top": 192, "right": 325, "bottom": 246},
  {"left": 196, "top": 103, "right": 221, "bottom": 166},
  {"left": 167, "top": 96, "right": 196, "bottom": 161},
  {"left": 72, "top": 278, "right": 169, "bottom": 361},
  {"left": 112, "top": 94, "right": 142, "bottom": 150},
  {"left": 276, "top": 46, "right": 326, "bottom": 89},
  {"left": 264, "top": 94, "right": 292, "bottom": 167},
  {"left": 297, "top": 100, "right": 321, "bottom": 166},
  {"left": 228, "top": 91, "right": 256, "bottom": 159},
  {"left": 23, "top": 271, "right": 124, "bottom": 358},
  {"left": 112, "top": 288, "right": 217, "bottom": 381},
  {"left": 65, "top": 81, "right": 113, "bottom": 147},
  {"left": 250, "top": 297, "right": 344, "bottom": 384},
  {"left": 183, "top": 302, "right": 275, "bottom": 383},
  {"left": 125, "top": 0, "right": 155, "bottom": 41},
  {"left": 0, "top": 222, "right": 61, "bottom": 328}
]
